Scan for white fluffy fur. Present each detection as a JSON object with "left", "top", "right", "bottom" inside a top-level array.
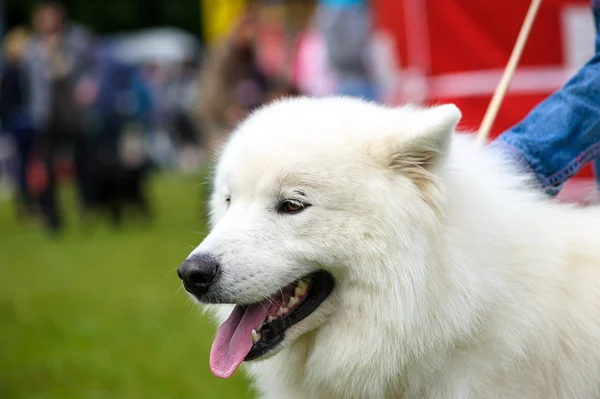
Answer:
[{"left": 188, "top": 97, "right": 600, "bottom": 399}]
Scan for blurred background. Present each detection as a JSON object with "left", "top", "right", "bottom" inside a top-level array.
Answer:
[{"left": 0, "top": 0, "right": 595, "bottom": 397}]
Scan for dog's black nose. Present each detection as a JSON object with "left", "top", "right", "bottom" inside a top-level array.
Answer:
[{"left": 177, "top": 254, "right": 220, "bottom": 296}]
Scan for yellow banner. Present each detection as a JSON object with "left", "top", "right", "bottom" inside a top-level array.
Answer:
[{"left": 201, "top": 0, "right": 247, "bottom": 44}]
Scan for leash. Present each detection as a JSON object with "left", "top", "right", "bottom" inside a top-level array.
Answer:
[{"left": 476, "top": 0, "right": 544, "bottom": 145}]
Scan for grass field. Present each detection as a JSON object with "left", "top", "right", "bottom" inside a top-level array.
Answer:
[{"left": 0, "top": 173, "right": 254, "bottom": 398}]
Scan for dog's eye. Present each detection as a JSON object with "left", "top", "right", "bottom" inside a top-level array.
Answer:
[
  {"left": 225, "top": 195, "right": 231, "bottom": 205},
  {"left": 279, "top": 199, "right": 308, "bottom": 214}
]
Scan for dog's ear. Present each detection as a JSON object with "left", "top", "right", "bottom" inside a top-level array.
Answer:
[{"left": 387, "top": 104, "right": 461, "bottom": 173}]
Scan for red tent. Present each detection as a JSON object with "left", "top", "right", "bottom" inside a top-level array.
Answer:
[{"left": 373, "top": 0, "right": 595, "bottom": 182}]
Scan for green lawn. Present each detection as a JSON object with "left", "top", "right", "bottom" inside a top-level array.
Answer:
[{"left": 0, "top": 173, "right": 253, "bottom": 398}]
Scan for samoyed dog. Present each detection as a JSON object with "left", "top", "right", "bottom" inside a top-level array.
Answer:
[{"left": 177, "top": 97, "right": 600, "bottom": 398}]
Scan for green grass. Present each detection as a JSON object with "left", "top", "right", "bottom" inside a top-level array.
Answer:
[{"left": 0, "top": 173, "right": 254, "bottom": 398}]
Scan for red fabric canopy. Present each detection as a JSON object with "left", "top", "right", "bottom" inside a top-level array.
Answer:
[{"left": 373, "top": 0, "right": 594, "bottom": 178}]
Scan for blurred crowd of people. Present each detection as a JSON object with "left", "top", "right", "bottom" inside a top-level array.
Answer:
[
  {"left": 0, "top": 0, "right": 395, "bottom": 234},
  {"left": 197, "top": 0, "right": 398, "bottom": 155},
  {"left": 0, "top": 1, "right": 204, "bottom": 234}
]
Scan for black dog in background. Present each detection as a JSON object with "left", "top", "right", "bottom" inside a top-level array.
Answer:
[
  {"left": 81, "top": 59, "right": 156, "bottom": 229},
  {"left": 84, "top": 137, "right": 154, "bottom": 228}
]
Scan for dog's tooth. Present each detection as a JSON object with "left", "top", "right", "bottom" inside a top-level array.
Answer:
[
  {"left": 277, "top": 307, "right": 289, "bottom": 316},
  {"left": 267, "top": 316, "right": 275, "bottom": 323},
  {"left": 251, "top": 329, "right": 261, "bottom": 344},
  {"left": 295, "top": 280, "right": 308, "bottom": 297},
  {"left": 288, "top": 297, "right": 299, "bottom": 307}
]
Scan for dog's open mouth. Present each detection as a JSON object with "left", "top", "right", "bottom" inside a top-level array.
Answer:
[{"left": 209, "top": 270, "right": 334, "bottom": 379}]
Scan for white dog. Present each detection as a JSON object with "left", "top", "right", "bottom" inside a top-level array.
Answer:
[{"left": 177, "top": 97, "right": 600, "bottom": 399}]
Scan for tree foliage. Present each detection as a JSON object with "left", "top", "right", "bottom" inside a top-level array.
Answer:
[{"left": 5, "top": 0, "right": 202, "bottom": 40}]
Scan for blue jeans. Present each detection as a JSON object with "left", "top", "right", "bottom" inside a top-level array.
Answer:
[{"left": 489, "top": 1, "right": 600, "bottom": 196}]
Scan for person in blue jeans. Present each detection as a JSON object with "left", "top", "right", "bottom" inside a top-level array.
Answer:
[{"left": 489, "top": 0, "right": 600, "bottom": 197}]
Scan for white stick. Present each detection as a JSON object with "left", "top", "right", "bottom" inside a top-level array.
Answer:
[{"left": 476, "top": 0, "right": 543, "bottom": 144}]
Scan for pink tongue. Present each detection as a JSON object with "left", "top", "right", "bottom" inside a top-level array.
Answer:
[{"left": 209, "top": 303, "right": 269, "bottom": 378}]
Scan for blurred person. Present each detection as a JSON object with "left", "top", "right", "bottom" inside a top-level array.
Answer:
[
  {"left": 165, "top": 61, "right": 203, "bottom": 149},
  {"left": 293, "top": 5, "right": 399, "bottom": 102},
  {"left": 253, "top": 9, "right": 287, "bottom": 81},
  {"left": 164, "top": 61, "right": 207, "bottom": 172},
  {"left": 129, "top": 67, "right": 154, "bottom": 133},
  {"left": 76, "top": 46, "right": 155, "bottom": 228},
  {"left": 196, "top": 9, "right": 269, "bottom": 157},
  {"left": 489, "top": 0, "right": 600, "bottom": 202},
  {"left": 291, "top": 14, "right": 337, "bottom": 97},
  {"left": 368, "top": 29, "right": 402, "bottom": 105},
  {"left": 317, "top": 0, "right": 379, "bottom": 101},
  {"left": 140, "top": 63, "right": 176, "bottom": 168},
  {"left": 24, "top": 0, "right": 96, "bottom": 233},
  {"left": 0, "top": 26, "right": 36, "bottom": 218}
]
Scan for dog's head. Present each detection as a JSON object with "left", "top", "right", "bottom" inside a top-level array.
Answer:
[{"left": 178, "top": 97, "right": 461, "bottom": 379}]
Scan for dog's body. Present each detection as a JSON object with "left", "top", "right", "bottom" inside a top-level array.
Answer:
[{"left": 186, "top": 97, "right": 600, "bottom": 399}]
